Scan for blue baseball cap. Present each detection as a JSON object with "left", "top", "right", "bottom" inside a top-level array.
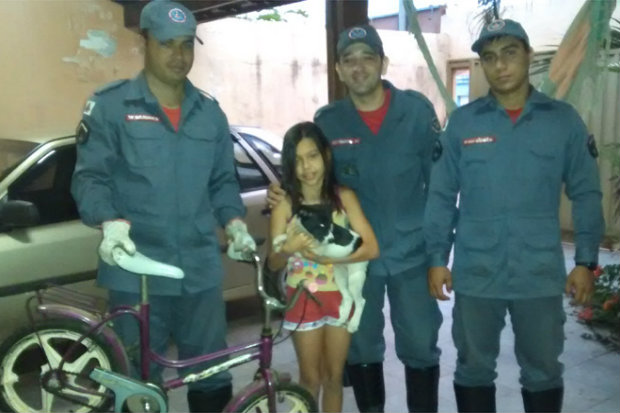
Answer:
[
  {"left": 337, "top": 24, "right": 384, "bottom": 57},
  {"left": 471, "top": 18, "right": 530, "bottom": 53},
  {"left": 140, "top": 0, "right": 197, "bottom": 42}
]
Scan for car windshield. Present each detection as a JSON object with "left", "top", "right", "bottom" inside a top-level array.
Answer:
[{"left": 0, "top": 140, "right": 38, "bottom": 181}]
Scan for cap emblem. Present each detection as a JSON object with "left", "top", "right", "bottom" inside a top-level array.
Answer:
[
  {"left": 487, "top": 19, "right": 506, "bottom": 32},
  {"left": 169, "top": 8, "right": 187, "bottom": 23},
  {"left": 348, "top": 27, "right": 367, "bottom": 39}
]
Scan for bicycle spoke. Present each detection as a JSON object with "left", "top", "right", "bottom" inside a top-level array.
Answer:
[
  {"left": 64, "top": 349, "right": 102, "bottom": 374},
  {"left": 39, "top": 335, "right": 63, "bottom": 368}
]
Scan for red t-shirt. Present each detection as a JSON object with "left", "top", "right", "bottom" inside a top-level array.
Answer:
[
  {"left": 162, "top": 106, "right": 181, "bottom": 131},
  {"left": 505, "top": 108, "right": 523, "bottom": 124},
  {"left": 358, "top": 89, "right": 391, "bottom": 134}
]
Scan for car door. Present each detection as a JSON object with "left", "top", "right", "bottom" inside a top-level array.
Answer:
[
  {"left": 0, "top": 139, "right": 100, "bottom": 297},
  {"left": 218, "top": 130, "right": 280, "bottom": 300}
]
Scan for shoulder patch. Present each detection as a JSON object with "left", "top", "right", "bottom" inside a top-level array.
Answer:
[
  {"left": 94, "top": 79, "right": 129, "bottom": 95},
  {"left": 82, "top": 99, "right": 96, "bottom": 116},
  {"left": 432, "top": 138, "right": 443, "bottom": 162},
  {"left": 587, "top": 134, "right": 598, "bottom": 158},
  {"left": 75, "top": 120, "right": 90, "bottom": 144}
]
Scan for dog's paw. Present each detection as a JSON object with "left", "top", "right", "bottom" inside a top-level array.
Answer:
[{"left": 347, "top": 321, "right": 359, "bottom": 333}]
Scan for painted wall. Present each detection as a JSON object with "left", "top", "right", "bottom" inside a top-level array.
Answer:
[
  {"left": 2, "top": 0, "right": 617, "bottom": 241},
  {"left": 1, "top": 0, "right": 143, "bottom": 140}
]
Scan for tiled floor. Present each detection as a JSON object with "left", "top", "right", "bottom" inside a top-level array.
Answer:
[{"left": 167, "top": 244, "right": 620, "bottom": 412}]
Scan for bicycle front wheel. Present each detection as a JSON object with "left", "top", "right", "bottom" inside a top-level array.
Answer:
[
  {"left": 0, "top": 319, "right": 121, "bottom": 413},
  {"left": 232, "top": 382, "right": 317, "bottom": 413}
]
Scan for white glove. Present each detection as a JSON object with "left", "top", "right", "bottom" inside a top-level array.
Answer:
[
  {"left": 225, "top": 219, "right": 256, "bottom": 261},
  {"left": 99, "top": 220, "right": 136, "bottom": 266}
]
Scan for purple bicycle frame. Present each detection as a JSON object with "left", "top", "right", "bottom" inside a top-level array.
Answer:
[{"left": 38, "top": 253, "right": 297, "bottom": 412}]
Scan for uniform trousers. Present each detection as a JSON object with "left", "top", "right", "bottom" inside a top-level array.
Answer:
[
  {"left": 347, "top": 264, "right": 442, "bottom": 368},
  {"left": 453, "top": 293, "right": 565, "bottom": 391}
]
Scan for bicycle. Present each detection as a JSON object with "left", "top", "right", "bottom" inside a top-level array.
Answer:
[{"left": 0, "top": 249, "right": 318, "bottom": 413}]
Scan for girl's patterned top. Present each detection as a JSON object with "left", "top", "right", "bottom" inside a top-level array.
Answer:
[{"left": 285, "top": 208, "right": 349, "bottom": 292}]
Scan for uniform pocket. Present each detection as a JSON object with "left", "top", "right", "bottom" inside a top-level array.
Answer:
[
  {"left": 460, "top": 145, "right": 497, "bottom": 192},
  {"left": 182, "top": 122, "right": 219, "bottom": 172},
  {"left": 455, "top": 220, "right": 502, "bottom": 277},
  {"left": 331, "top": 145, "right": 360, "bottom": 189},
  {"left": 396, "top": 224, "right": 425, "bottom": 259},
  {"left": 123, "top": 122, "right": 165, "bottom": 168},
  {"left": 514, "top": 218, "right": 561, "bottom": 276}
]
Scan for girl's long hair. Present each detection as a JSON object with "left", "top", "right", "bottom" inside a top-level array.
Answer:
[{"left": 280, "top": 121, "right": 341, "bottom": 213}]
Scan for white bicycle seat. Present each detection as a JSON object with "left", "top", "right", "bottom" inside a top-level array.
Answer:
[{"left": 112, "top": 248, "right": 184, "bottom": 279}]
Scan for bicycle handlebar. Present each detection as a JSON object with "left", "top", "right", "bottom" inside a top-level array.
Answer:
[
  {"left": 243, "top": 251, "right": 321, "bottom": 313},
  {"left": 113, "top": 247, "right": 316, "bottom": 312}
]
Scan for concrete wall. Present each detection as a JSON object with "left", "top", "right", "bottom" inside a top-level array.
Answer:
[{"left": 190, "top": 18, "right": 450, "bottom": 137}]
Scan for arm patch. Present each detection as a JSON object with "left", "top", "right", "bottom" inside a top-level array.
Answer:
[
  {"left": 587, "top": 134, "right": 598, "bottom": 158},
  {"left": 76, "top": 121, "right": 90, "bottom": 144}
]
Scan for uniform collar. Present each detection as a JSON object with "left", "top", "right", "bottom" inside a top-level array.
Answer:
[
  {"left": 343, "top": 79, "right": 403, "bottom": 115},
  {"left": 476, "top": 85, "right": 552, "bottom": 113},
  {"left": 124, "top": 71, "right": 202, "bottom": 109}
]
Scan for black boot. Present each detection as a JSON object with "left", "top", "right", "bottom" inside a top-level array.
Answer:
[
  {"left": 522, "top": 387, "right": 563, "bottom": 412},
  {"left": 454, "top": 383, "right": 496, "bottom": 413},
  {"left": 346, "top": 362, "right": 385, "bottom": 412},
  {"left": 187, "top": 384, "right": 233, "bottom": 413},
  {"left": 405, "top": 365, "right": 439, "bottom": 412}
]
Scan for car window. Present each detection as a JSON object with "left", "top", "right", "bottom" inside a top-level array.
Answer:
[
  {"left": 233, "top": 139, "right": 269, "bottom": 191},
  {"left": 0, "top": 140, "right": 38, "bottom": 180},
  {"left": 238, "top": 132, "right": 282, "bottom": 176},
  {"left": 7, "top": 146, "right": 79, "bottom": 226}
]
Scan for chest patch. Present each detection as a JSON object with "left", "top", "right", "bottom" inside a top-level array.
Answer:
[
  {"left": 331, "top": 137, "right": 361, "bottom": 147},
  {"left": 462, "top": 136, "right": 496, "bottom": 146},
  {"left": 125, "top": 114, "right": 161, "bottom": 122}
]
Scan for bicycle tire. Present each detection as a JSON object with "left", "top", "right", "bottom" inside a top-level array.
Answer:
[
  {"left": 0, "top": 319, "right": 122, "bottom": 413},
  {"left": 231, "top": 382, "right": 317, "bottom": 413}
]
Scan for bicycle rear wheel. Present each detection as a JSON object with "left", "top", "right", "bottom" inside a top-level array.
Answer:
[
  {"left": 231, "top": 382, "right": 317, "bottom": 413},
  {"left": 0, "top": 319, "right": 121, "bottom": 413}
]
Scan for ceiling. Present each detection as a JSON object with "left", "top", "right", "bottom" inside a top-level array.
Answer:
[{"left": 116, "top": 0, "right": 305, "bottom": 29}]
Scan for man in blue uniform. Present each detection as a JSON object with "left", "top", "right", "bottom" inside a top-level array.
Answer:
[
  {"left": 71, "top": 1, "right": 255, "bottom": 411},
  {"left": 269, "top": 25, "right": 442, "bottom": 412},
  {"left": 424, "top": 19, "right": 604, "bottom": 413}
]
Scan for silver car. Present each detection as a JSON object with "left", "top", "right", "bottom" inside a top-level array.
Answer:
[{"left": 0, "top": 125, "right": 281, "bottom": 341}]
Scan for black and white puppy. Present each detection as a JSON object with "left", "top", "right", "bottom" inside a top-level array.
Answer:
[{"left": 273, "top": 204, "right": 368, "bottom": 333}]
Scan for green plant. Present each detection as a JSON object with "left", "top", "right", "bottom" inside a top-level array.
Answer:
[{"left": 575, "top": 264, "right": 620, "bottom": 350}]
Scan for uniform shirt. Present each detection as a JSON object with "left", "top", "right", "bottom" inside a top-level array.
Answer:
[
  {"left": 71, "top": 72, "right": 245, "bottom": 295},
  {"left": 424, "top": 88, "right": 604, "bottom": 299},
  {"left": 315, "top": 80, "right": 440, "bottom": 276}
]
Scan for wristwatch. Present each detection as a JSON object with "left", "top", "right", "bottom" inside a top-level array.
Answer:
[{"left": 575, "top": 262, "right": 598, "bottom": 271}]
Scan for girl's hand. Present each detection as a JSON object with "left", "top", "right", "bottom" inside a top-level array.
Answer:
[
  {"left": 300, "top": 250, "right": 331, "bottom": 265},
  {"left": 282, "top": 221, "right": 315, "bottom": 254}
]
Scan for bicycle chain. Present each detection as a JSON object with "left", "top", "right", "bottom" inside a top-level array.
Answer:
[{"left": 41, "top": 368, "right": 113, "bottom": 410}]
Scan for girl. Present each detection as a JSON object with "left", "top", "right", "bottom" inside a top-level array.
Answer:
[{"left": 267, "top": 121, "right": 379, "bottom": 412}]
